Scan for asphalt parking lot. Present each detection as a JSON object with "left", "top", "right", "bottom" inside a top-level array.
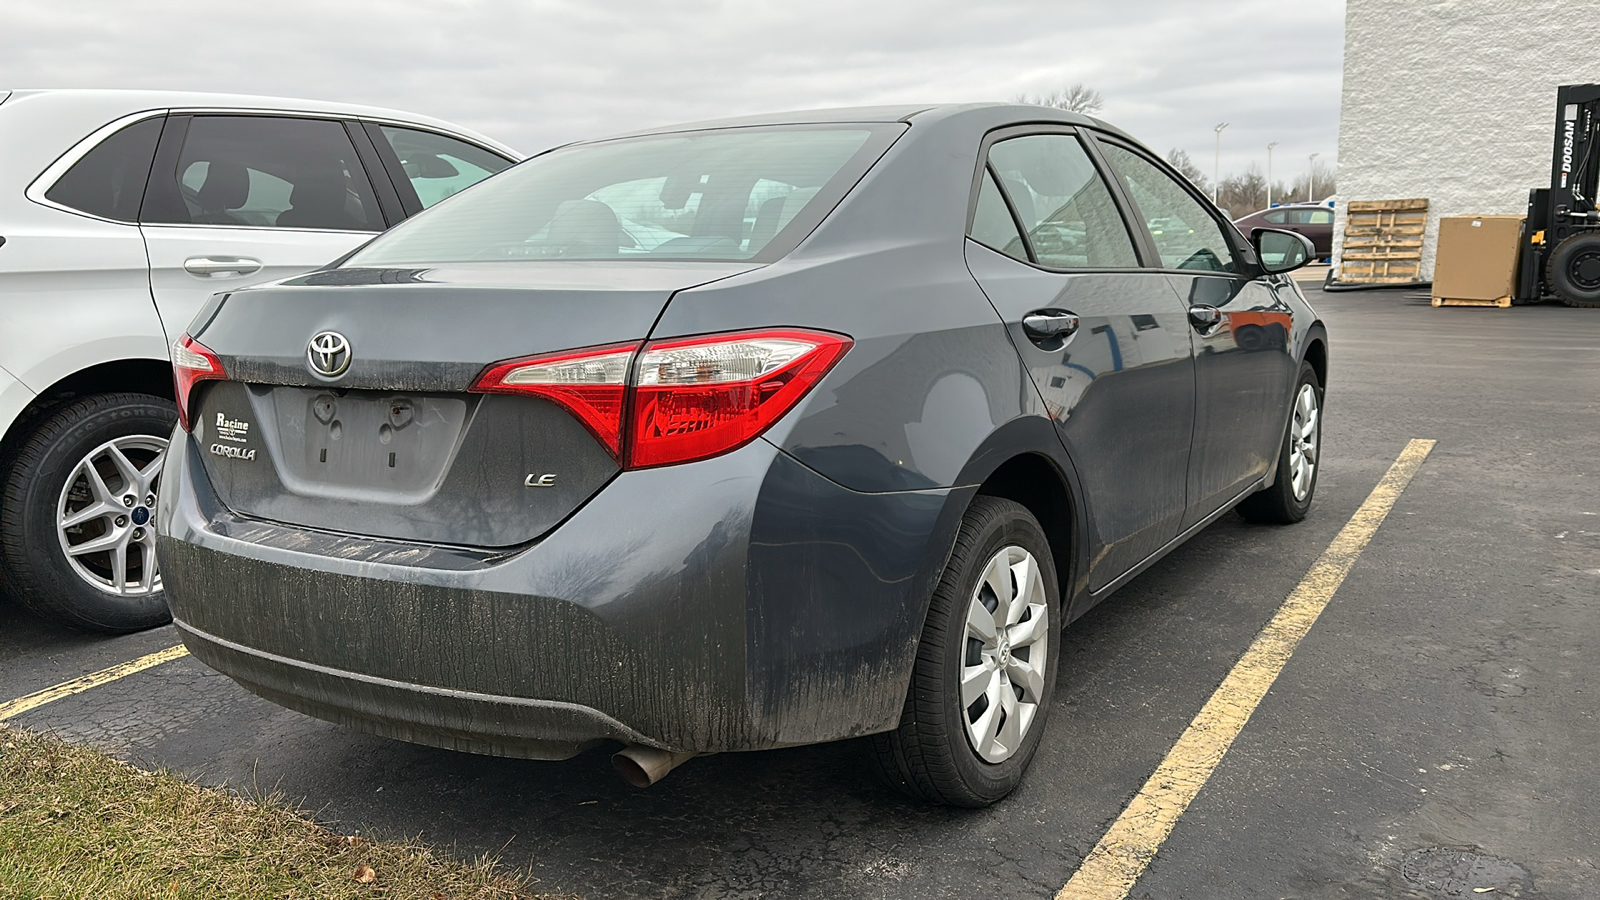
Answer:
[{"left": 3, "top": 284, "right": 1597, "bottom": 899}]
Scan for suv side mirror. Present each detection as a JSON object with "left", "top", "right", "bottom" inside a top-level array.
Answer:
[{"left": 1252, "top": 228, "right": 1315, "bottom": 274}]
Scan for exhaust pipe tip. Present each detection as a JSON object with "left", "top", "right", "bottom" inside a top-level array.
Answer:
[{"left": 612, "top": 745, "right": 695, "bottom": 788}]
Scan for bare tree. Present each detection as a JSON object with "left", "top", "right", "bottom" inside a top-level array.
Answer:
[
  {"left": 1015, "top": 82, "right": 1105, "bottom": 115},
  {"left": 1288, "top": 159, "right": 1337, "bottom": 203},
  {"left": 1216, "top": 163, "right": 1269, "bottom": 219},
  {"left": 1166, "top": 148, "right": 1210, "bottom": 195}
]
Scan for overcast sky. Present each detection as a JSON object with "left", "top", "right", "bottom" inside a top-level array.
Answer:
[{"left": 2, "top": 0, "right": 1344, "bottom": 183}]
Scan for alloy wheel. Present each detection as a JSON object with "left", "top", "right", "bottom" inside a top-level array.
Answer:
[
  {"left": 961, "top": 544, "right": 1050, "bottom": 763},
  {"left": 1288, "top": 382, "right": 1320, "bottom": 501},
  {"left": 55, "top": 435, "right": 167, "bottom": 596}
]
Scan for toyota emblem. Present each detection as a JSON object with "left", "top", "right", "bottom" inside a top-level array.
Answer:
[{"left": 307, "top": 331, "right": 352, "bottom": 378}]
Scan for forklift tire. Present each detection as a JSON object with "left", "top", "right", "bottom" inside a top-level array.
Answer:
[{"left": 1547, "top": 233, "right": 1600, "bottom": 307}]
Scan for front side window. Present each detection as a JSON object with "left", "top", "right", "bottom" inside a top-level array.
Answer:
[
  {"left": 1098, "top": 143, "right": 1238, "bottom": 274},
  {"left": 985, "top": 134, "right": 1139, "bottom": 269},
  {"left": 43, "top": 117, "right": 163, "bottom": 222},
  {"left": 345, "top": 125, "right": 899, "bottom": 266},
  {"left": 1307, "top": 208, "right": 1334, "bottom": 225},
  {"left": 145, "top": 115, "right": 381, "bottom": 231},
  {"left": 377, "top": 126, "right": 513, "bottom": 209}
]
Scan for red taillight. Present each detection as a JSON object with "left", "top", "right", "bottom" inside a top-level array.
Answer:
[
  {"left": 626, "top": 329, "right": 851, "bottom": 469},
  {"left": 172, "top": 333, "right": 224, "bottom": 431},
  {"left": 469, "top": 342, "right": 639, "bottom": 458},
  {"left": 470, "top": 329, "right": 851, "bottom": 468}
]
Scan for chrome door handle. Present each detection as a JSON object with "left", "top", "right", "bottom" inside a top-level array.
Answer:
[
  {"left": 1188, "top": 305, "right": 1223, "bottom": 331},
  {"left": 1022, "top": 309, "right": 1080, "bottom": 339},
  {"left": 184, "top": 256, "right": 263, "bottom": 277}
]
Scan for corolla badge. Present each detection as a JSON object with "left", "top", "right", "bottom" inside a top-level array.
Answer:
[{"left": 307, "top": 331, "right": 352, "bottom": 378}]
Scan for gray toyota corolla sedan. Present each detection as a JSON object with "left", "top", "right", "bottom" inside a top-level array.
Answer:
[{"left": 157, "top": 103, "right": 1326, "bottom": 806}]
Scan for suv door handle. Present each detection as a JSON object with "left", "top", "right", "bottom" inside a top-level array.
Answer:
[
  {"left": 1022, "top": 309, "right": 1080, "bottom": 340},
  {"left": 184, "top": 256, "right": 263, "bottom": 277},
  {"left": 1188, "top": 305, "right": 1224, "bottom": 331}
]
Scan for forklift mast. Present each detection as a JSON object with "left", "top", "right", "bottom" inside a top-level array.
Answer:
[
  {"left": 1519, "top": 84, "right": 1600, "bottom": 302},
  {"left": 1546, "top": 83, "right": 1600, "bottom": 246}
]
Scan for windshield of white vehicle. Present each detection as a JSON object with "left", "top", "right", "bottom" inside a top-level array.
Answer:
[{"left": 346, "top": 125, "right": 902, "bottom": 265}]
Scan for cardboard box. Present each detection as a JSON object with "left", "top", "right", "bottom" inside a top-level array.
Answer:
[{"left": 1432, "top": 215, "right": 1525, "bottom": 308}]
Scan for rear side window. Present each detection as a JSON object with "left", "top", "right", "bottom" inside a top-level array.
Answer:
[
  {"left": 1262, "top": 209, "right": 1288, "bottom": 224},
  {"left": 346, "top": 124, "right": 902, "bottom": 265},
  {"left": 985, "top": 134, "right": 1140, "bottom": 269},
  {"left": 144, "top": 115, "right": 382, "bottom": 231},
  {"left": 376, "top": 126, "right": 512, "bottom": 209},
  {"left": 44, "top": 117, "right": 163, "bottom": 222},
  {"left": 968, "top": 169, "right": 1029, "bottom": 262}
]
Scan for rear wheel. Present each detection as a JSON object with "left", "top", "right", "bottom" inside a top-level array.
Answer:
[
  {"left": 1, "top": 393, "right": 176, "bottom": 633},
  {"left": 871, "top": 496, "right": 1060, "bottom": 807},
  {"left": 1547, "top": 232, "right": 1600, "bottom": 307},
  {"left": 1237, "top": 361, "right": 1321, "bottom": 524}
]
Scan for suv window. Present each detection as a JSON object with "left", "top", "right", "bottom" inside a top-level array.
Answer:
[
  {"left": 44, "top": 117, "right": 163, "bottom": 222},
  {"left": 1099, "top": 143, "right": 1238, "bottom": 274},
  {"left": 145, "top": 116, "right": 381, "bottom": 231},
  {"left": 985, "top": 134, "right": 1139, "bottom": 269},
  {"left": 968, "top": 168, "right": 1029, "bottom": 262},
  {"left": 376, "top": 126, "right": 512, "bottom": 209}
]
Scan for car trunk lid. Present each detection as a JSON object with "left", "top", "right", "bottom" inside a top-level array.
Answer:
[{"left": 187, "top": 261, "right": 756, "bottom": 547}]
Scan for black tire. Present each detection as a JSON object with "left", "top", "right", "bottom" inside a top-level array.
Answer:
[
  {"left": 871, "top": 496, "right": 1061, "bottom": 807},
  {"left": 1237, "top": 360, "right": 1322, "bottom": 524},
  {"left": 1, "top": 393, "right": 177, "bottom": 633},
  {"left": 1547, "top": 232, "right": 1600, "bottom": 308}
]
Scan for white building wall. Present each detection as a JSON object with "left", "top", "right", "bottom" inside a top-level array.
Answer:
[{"left": 1336, "top": 0, "right": 1600, "bottom": 280}]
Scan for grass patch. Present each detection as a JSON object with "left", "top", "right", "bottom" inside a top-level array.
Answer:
[{"left": 0, "top": 724, "right": 565, "bottom": 899}]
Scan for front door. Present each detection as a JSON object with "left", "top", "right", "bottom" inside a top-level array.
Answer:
[
  {"left": 1094, "top": 141, "right": 1298, "bottom": 526},
  {"left": 138, "top": 114, "right": 389, "bottom": 342},
  {"left": 963, "top": 130, "right": 1196, "bottom": 591}
]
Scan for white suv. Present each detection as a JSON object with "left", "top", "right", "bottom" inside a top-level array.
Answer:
[{"left": 0, "top": 89, "right": 519, "bottom": 633}]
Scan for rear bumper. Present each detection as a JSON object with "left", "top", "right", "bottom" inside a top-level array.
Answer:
[{"left": 157, "top": 429, "right": 965, "bottom": 757}]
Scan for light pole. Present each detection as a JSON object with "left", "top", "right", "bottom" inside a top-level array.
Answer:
[
  {"left": 1213, "top": 122, "right": 1229, "bottom": 202},
  {"left": 1266, "top": 142, "right": 1279, "bottom": 207},
  {"left": 1308, "top": 152, "right": 1320, "bottom": 202}
]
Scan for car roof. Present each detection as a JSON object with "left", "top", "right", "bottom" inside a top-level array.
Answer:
[
  {"left": 589, "top": 102, "right": 1130, "bottom": 143},
  {"left": 0, "top": 88, "right": 520, "bottom": 158}
]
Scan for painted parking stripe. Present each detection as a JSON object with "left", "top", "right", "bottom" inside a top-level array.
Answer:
[
  {"left": 0, "top": 644, "right": 189, "bottom": 722},
  {"left": 1058, "top": 438, "right": 1436, "bottom": 900}
]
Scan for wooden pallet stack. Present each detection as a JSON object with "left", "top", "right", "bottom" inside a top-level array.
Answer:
[{"left": 1338, "top": 198, "right": 1428, "bottom": 284}]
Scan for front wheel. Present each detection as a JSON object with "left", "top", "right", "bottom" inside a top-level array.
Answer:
[
  {"left": 1237, "top": 361, "right": 1322, "bottom": 524},
  {"left": 1547, "top": 232, "right": 1600, "bottom": 307},
  {"left": 871, "top": 496, "right": 1060, "bottom": 807}
]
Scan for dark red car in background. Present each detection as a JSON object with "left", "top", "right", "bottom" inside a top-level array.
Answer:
[{"left": 1235, "top": 203, "right": 1333, "bottom": 259}]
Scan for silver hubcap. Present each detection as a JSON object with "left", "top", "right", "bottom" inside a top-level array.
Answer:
[
  {"left": 961, "top": 545, "right": 1049, "bottom": 764},
  {"left": 55, "top": 435, "right": 167, "bottom": 597},
  {"left": 1288, "top": 383, "right": 1320, "bottom": 501}
]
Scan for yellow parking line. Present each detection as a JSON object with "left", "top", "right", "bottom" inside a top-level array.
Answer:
[
  {"left": 0, "top": 644, "right": 190, "bottom": 723},
  {"left": 1058, "top": 438, "right": 1436, "bottom": 900}
]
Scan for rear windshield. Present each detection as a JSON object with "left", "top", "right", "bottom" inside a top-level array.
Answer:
[{"left": 345, "top": 124, "right": 902, "bottom": 266}]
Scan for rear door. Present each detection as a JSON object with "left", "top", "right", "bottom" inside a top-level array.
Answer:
[
  {"left": 963, "top": 128, "right": 1196, "bottom": 591},
  {"left": 138, "top": 114, "right": 392, "bottom": 343},
  {"left": 1093, "top": 139, "right": 1296, "bottom": 528}
]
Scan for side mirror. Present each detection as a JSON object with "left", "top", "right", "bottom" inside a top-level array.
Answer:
[{"left": 1252, "top": 228, "right": 1315, "bottom": 274}]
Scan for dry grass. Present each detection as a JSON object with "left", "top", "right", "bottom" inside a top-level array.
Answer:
[{"left": 0, "top": 724, "right": 567, "bottom": 900}]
